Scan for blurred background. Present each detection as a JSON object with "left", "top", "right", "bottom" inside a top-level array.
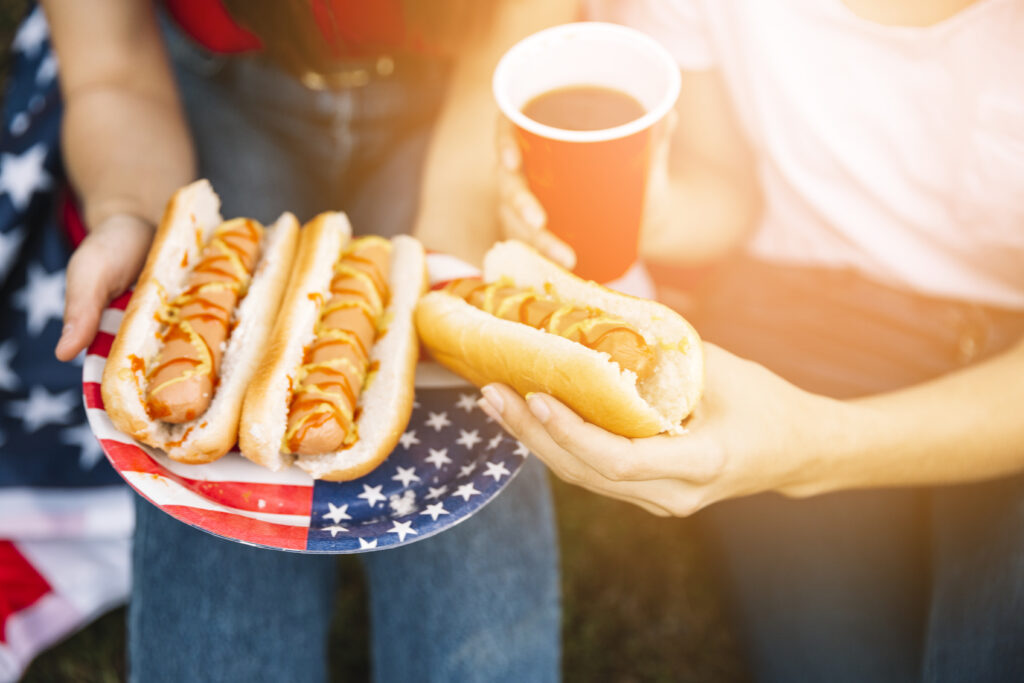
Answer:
[{"left": 0, "top": 2, "right": 746, "bottom": 680}]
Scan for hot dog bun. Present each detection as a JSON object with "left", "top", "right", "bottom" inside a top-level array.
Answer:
[
  {"left": 415, "top": 240, "right": 704, "bottom": 437},
  {"left": 101, "top": 180, "right": 299, "bottom": 462},
  {"left": 238, "top": 214, "right": 425, "bottom": 480}
]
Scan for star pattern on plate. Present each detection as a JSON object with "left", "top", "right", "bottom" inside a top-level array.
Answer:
[
  {"left": 357, "top": 484, "right": 387, "bottom": 507},
  {"left": 425, "top": 447, "right": 452, "bottom": 469},
  {"left": 455, "top": 429, "right": 481, "bottom": 450},
  {"left": 420, "top": 502, "right": 449, "bottom": 521},
  {"left": 12, "top": 8, "right": 47, "bottom": 58},
  {"left": 424, "top": 411, "right": 451, "bottom": 431},
  {"left": 483, "top": 461, "right": 511, "bottom": 482},
  {"left": 391, "top": 466, "right": 420, "bottom": 488},
  {"left": 323, "top": 502, "right": 351, "bottom": 524},
  {"left": 388, "top": 520, "right": 417, "bottom": 543},
  {"left": 398, "top": 429, "right": 420, "bottom": 449}
]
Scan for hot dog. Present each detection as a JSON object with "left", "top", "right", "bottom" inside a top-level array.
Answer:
[
  {"left": 415, "top": 240, "right": 704, "bottom": 437},
  {"left": 239, "top": 214, "right": 425, "bottom": 480},
  {"left": 101, "top": 180, "right": 299, "bottom": 463}
]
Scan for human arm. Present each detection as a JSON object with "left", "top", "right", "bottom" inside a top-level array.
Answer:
[
  {"left": 410, "top": 0, "right": 578, "bottom": 267},
  {"left": 477, "top": 336, "right": 1024, "bottom": 516},
  {"left": 43, "top": 0, "right": 194, "bottom": 360}
]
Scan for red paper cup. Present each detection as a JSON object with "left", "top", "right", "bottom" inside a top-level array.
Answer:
[{"left": 494, "top": 22, "right": 681, "bottom": 284}]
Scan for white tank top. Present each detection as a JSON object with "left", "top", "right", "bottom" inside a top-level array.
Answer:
[{"left": 589, "top": 0, "right": 1024, "bottom": 309}]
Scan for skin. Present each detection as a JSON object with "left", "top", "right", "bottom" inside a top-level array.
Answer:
[
  {"left": 45, "top": 0, "right": 195, "bottom": 362},
  {"left": 478, "top": 0, "right": 1024, "bottom": 516}
]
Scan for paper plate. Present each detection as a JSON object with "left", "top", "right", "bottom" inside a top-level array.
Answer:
[{"left": 83, "top": 254, "right": 528, "bottom": 553}]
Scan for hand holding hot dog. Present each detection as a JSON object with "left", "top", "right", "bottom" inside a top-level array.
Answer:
[
  {"left": 55, "top": 213, "right": 154, "bottom": 361},
  {"left": 476, "top": 343, "right": 841, "bottom": 517}
]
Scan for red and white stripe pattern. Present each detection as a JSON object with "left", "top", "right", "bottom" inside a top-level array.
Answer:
[{"left": 81, "top": 254, "right": 480, "bottom": 552}]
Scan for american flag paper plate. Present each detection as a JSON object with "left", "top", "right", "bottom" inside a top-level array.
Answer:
[{"left": 82, "top": 253, "right": 528, "bottom": 553}]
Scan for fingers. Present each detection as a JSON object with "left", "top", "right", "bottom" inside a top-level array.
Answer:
[
  {"left": 525, "top": 393, "right": 724, "bottom": 484},
  {"left": 55, "top": 214, "right": 153, "bottom": 361},
  {"left": 478, "top": 384, "right": 702, "bottom": 517},
  {"left": 495, "top": 116, "right": 576, "bottom": 269}
]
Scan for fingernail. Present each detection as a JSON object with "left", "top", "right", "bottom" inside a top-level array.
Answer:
[
  {"left": 527, "top": 394, "right": 550, "bottom": 423},
  {"left": 477, "top": 398, "right": 498, "bottom": 423},
  {"left": 480, "top": 385, "right": 504, "bottom": 414},
  {"left": 523, "top": 203, "right": 545, "bottom": 230}
]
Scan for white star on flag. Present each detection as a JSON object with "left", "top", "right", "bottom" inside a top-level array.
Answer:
[
  {"left": 424, "top": 448, "right": 452, "bottom": 469},
  {"left": 61, "top": 423, "right": 104, "bottom": 470},
  {"left": 456, "top": 393, "right": 477, "bottom": 412},
  {"left": 487, "top": 433, "right": 503, "bottom": 450},
  {"left": 420, "top": 502, "right": 450, "bottom": 521},
  {"left": 13, "top": 263, "right": 64, "bottom": 335},
  {"left": 357, "top": 484, "right": 387, "bottom": 507},
  {"left": 36, "top": 52, "right": 57, "bottom": 85},
  {"left": 392, "top": 466, "right": 420, "bottom": 488},
  {"left": 323, "top": 525, "right": 348, "bottom": 537},
  {"left": 514, "top": 441, "right": 530, "bottom": 458},
  {"left": 0, "top": 226, "right": 25, "bottom": 282},
  {"left": 425, "top": 485, "right": 448, "bottom": 501},
  {"left": 12, "top": 8, "right": 47, "bottom": 57},
  {"left": 0, "top": 143, "right": 52, "bottom": 212},
  {"left": 388, "top": 520, "right": 418, "bottom": 543},
  {"left": 424, "top": 411, "right": 451, "bottom": 431},
  {"left": 0, "top": 340, "right": 20, "bottom": 391},
  {"left": 9, "top": 113, "right": 29, "bottom": 137},
  {"left": 359, "top": 538, "right": 378, "bottom": 549},
  {"left": 453, "top": 483, "right": 482, "bottom": 502},
  {"left": 483, "top": 461, "right": 512, "bottom": 482},
  {"left": 398, "top": 429, "right": 420, "bottom": 449},
  {"left": 323, "top": 502, "right": 351, "bottom": 524},
  {"left": 455, "top": 429, "right": 481, "bottom": 450},
  {"left": 458, "top": 462, "right": 477, "bottom": 478},
  {"left": 8, "top": 385, "right": 77, "bottom": 432}
]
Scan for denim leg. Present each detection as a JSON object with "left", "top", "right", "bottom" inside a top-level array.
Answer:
[
  {"left": 361, "top": 457, "right": 561, "bottom": 683},
  {"left": 699, "top": 489, "right": 927, "bottom": 683},
  {"left": 924, "top": 475, "right": 1024, "bottom": 683},
  {"left": 128, "top": 495, "right": 337, "bottom": 683}
]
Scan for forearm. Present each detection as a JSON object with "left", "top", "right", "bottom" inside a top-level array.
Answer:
[
  {"left": 786, "top": 337, "right": 1024, "bottom": 495},
  {"left": 44, "top": 0, "right": 194, "bottom": 231},
  {"left": 63, "top": 88, "right": 194, "bottom": 229}
]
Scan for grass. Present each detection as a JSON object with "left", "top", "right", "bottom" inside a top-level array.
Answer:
[{"left": 5, "top": 3, "right": 747, "bottom": 680}]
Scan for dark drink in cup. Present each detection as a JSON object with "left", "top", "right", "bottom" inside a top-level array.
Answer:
[{"left": 494, "top": 23, "right": 680, "bottom": 285}]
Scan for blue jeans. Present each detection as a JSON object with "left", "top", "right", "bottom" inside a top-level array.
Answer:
[
  {"left": 126, "top": 25, "right": 560, "bottom": 683},
  {"left": 690, "top": 259, "right": 1024, "bottom": 682}
]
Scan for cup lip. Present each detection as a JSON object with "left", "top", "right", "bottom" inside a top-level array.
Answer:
[{"left": 493, "top": 22, "right": 682, "bottom": 143}]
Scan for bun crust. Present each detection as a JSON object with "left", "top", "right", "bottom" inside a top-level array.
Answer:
[
  {"left": 238, "top": 217, "right": 425, "bottom": 480},
  {"left": 100, "top": 180, "right": 299, "bottom": 462},
  {"left": 415, "top": 241, "right": 704, "bottom": 437}
]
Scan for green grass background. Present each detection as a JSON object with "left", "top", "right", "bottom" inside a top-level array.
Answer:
[{"left": 2, "top": 3, "right": 748, "bottom": 680}]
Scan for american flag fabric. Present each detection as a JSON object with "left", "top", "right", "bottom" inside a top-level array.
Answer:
[
  {"left": 0, "top": 7, "right": 133, "bottom": 682},
  {"left": 83, "top": 258, "right": 529, "bottom": 553}
]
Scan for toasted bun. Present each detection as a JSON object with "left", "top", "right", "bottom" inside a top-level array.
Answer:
[
  {"left": 415, "top": 240, "right": 704, "bottom": 437},
  {"left": 238, "top": 216, "right": 425, "bottom": 481},
  {"left": 100, "top": 180, "right": 299, "bottom": 462}
]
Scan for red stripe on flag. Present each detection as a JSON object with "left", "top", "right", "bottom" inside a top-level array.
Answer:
[
  {"left": 0, "top": 541, "right": 53, "bottom": 644},
  {"left": 89, "top": 332, "right": 115, "bottom": 358},
  {"left": 101, "top": 440, "right": 312, "bottom": 516},
  {"left": 83, "top": 382, "right": 104, "bottom": 409},
  {"left": 162, "top": 506, "right": 308, "bottom": 551}
]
